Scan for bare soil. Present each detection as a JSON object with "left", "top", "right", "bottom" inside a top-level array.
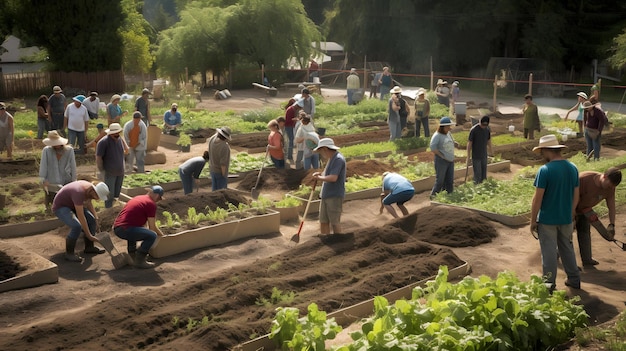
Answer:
[{"left": 0, "top": 89, "right": 625, "bottom": 350}]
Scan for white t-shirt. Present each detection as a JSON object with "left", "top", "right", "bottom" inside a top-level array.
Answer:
[
  {"left": 64, "top": 104, "right": 89, "bottom": 132},
  {"left": 82, "top": 97, "right": 100, "bottom": 115},
  {"left": 295, "top": 122, "right": 315, "bottom": 151}
]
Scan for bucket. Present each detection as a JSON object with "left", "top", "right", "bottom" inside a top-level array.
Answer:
[
  {"left": 313, "top": 77, "right": 320, "bottom": 84},
  {"left": 316, "top": 127, "right": 326, "bottom": 136},
  {"left": 508, "top": 125, "right": 515, "bottom": 132}
]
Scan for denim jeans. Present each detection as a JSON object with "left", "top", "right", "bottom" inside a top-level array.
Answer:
[
  {"left": 179, "top": 168, "right": 195, "bottom": 194},
  {"left": 114, "top": 226, "right": 157, "bottom": 254},
  {"left": 415, "top": 117, "right": 430, "bottom": 138},
  {"left": 431, "top": 156, "right": 454, "bottom": 196},
  {"left": 68, "top": 129, "right": 85, "bottom": 154},
  {"left": 379, "top": 85, "right": 390, "bottom": 101},
  {"left": 37, "top": 118, "right": 51, "bottom": 139},
  {"left": 104, "top": 174, "right": 124, "bottom": 208},
  {"left": 538, "top": 222, "right": 580, "bottom": 287},
  {"left": 211, "top": 171, "right": 228, "bottom": 191},
  {"left": 347, "top": 89, "right": 356, "bottom": 105},
  {"left": 54, "top": 206, "right": 96, "bottom": 241},
  {"left": 126, "top": 147, "right": 145, "bottom": 173},
  {"left": 284, "top": 126, "right": 294, "bottom": 161},
  {"left": 295, "top": 150, "right": 304, "bottom": 169},
  {"left": 270, "top": 156, "right": 285, "bottom": 169},
  {"left": 304, "top": 154, "right": 320, "bottom": 170},
  {"left": 472, "top": 157, "right": 488, "bottom": 184},
  {"left": 585, "top": 130, "right": 601, "bottom": 160}
]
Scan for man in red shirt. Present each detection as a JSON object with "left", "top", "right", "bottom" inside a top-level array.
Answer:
[
  {"left": 284, "top": 99, "right": 303, "bottom": 165},
  {"left": 113, "top": 186, "right": 165, "bottom": 268},
  {"left": 575, "top": 167, "right": 621, "bottom": 267}
]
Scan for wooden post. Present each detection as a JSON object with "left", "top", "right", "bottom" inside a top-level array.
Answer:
[
  {"left": 430, "top": 56, "right": 433, "bottom": 91},
  {"left": 363, "top": 55, "right": 368, "bottom": 91},
  {"left": 528, "top": 73, "right": 533, "bottom": 96},
  {"left": 493, "top": 75, "right": 498, "bottom": 113},
  {"left": 261, "top": 64, "right": 265, "bottom": 85}
]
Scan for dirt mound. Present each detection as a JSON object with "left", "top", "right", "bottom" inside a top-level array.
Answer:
[
  {"left": 236, "top": 168, "right": 310, "bottom": 192},
  {"left": 408, "top": 206, "right": 498, "bottom": 247},
  {"left": 345, "top": 159, "right": 395, "bottom": 178},
  {"left": 1, "top": 225, "right": 464, "bottom": 350}
]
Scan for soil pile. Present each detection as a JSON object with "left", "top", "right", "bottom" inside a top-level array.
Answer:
[
  {"left": 236, "top": 168, "right": 310, "bottom": 192},
  {"left": 0, "top": 250, "right": 23, "bottom": 280},
  {"left": 399, "top": 206, "right": 499, "bottom": 247},
  {"left": 0, "top": 225, "right": 464, "bottom": 350}
]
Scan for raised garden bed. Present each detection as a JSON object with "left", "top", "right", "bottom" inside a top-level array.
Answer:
[
  {"left": 233, "top": 261, "right": 471, "bottom": 351},
  {"left": 0, "top": 218, "right": 63, "bottom": 239},
  {"left": 0, "top": 240, "right": 58, "bottom": 293},
  {"left": 149, "top": 209, "right": 280, "bottom": 258}
]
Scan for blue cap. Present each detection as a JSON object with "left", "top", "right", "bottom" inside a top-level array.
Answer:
[
  {"left": 151, "top": 185, "right": 164, "bottom": 198},
  {"left": 439, "top": 117, "right": 453, "bottom": 126},
  {"left": 73, "top": 95, "right": 86, "bottom": 103},
  {"left": 96, "top": 123, "right": 104, "bottom": 129}
]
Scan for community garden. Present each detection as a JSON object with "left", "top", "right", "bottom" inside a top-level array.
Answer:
[{"left": 0, "top": 87, "right": 626, "bottom": 350}]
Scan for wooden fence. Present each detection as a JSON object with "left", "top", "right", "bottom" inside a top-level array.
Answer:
[{"left": 0, "top": 70, "right": 125, "bottom": 99}]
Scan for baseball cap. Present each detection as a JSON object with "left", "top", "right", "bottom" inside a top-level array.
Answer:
[{"left": 151, "top": 185, "right": 165, "bottom": 199}]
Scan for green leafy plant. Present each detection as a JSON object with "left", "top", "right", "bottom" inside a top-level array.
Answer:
[
  {"left": 255, "top": 287, "right": 296, "bottom": 307},
  {"left": 269, "top": 303, "right": 342, "bottom": 351},
  {"left": 186, "top": 207, "right": 206, "bottom": 226},
  {"left": 176, "top": 133, "right": 192, "bottom": 147},
  {"left": 336, "top": 266, "right": 587, "bottom": 351},
  {"left": 206, "top": 206, "right": 228, "bottom": 223},
  {"left": 273, "top": 196, "right": 302, "bottom": 208},
  {"left": 161, "top": 211, "right": 182, "bottom": 228}
]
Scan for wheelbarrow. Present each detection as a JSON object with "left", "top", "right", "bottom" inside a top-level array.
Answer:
[{"left": 96, "top": 232, "right": 133, "bottom": 269}]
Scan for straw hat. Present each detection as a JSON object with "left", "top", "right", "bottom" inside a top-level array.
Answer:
[
  {"left": 53, "top": 86, "right": 62, "bottom": 93},
  {"left": 437, "top": 79, "right": 444, "bottom": 85},
  {"left": 110, "top": 94, "right": 121, "bottom": 102},
  {"left": 390, "top": 86, "right": 402, "bottom": 94},
  {"left": 106, "top": 123, "right": 123, "bottom": 135},
  {"left": 582, "top": 101, "right": 595, "bottom": 109},
  {"left": 576, "top": 92, "right": 588, "bottom": 99},
  {"left": 532, "top": 134, "right": 567, "bottom": 153},
  {"left": 43, "top": 130, "right": 68, "bottom": 147}
]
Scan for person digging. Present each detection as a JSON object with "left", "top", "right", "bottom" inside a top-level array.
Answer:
[
  {"left": 379, "top": 172, "right": 414, "bottom": 218},
  {"left": 113, "top": 185, "right": 166, "bottom": 268},
  {"left": 52, "top": 180, "right": 110, "bottom": 262},
  {"left": 575, "top": 167, "right": 621, "bottom": 267}
]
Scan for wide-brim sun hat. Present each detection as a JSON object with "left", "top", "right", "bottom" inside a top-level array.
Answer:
[
  {"left": 53, "top": 86, "right": 62, "bottom": 93},
  {"left": 417, "top": 89, "right": 425, "bottom": 96},
  {"left": 93, "top": 182, "right": 110, "bottom": 201},
  {"left": 295, "top": 99, "right": 304, "bottom": 107},
  {"left": 110, "top": 94, "right": 121, "bottom": 102},
  {"left": 532, "top": 134, "right": 567, "bottom": 153},
  {"left": 576, "top": 92, "right": 588, "bottom": 99},
  {"left": 43, "top": 130, "right": 68, "bottom": 146},
  {"left": 439, "top": 117, "right": 453, "bottom": 126},
  {"left": 313, "top": 137, "right": 340, "bottom": 151},
  {"left": 436, "top": 79, "right": 444, "bottom": 85},
  {"left": 390, "top": 86, "right": 402, "bottom": 94},
  {"left": 72, "top": 95, "right": 86, "bottom": 103},
  {"left": 106, "top": 123, "right": 123, "bottom": 135},
  {"left": 217, "top": 127, "right": 232, "bottom": 140}
]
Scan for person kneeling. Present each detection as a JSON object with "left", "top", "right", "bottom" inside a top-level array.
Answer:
[{"left": 113, "top": 186, "right": 165, "bottom": 268}]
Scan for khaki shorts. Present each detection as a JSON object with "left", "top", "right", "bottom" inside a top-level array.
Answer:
[{"left": 319, "top": 197, "right": 343, "bottom": 224}]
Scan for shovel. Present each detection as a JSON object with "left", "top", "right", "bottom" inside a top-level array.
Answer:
[
  {"left": 96, "top": 232, "right": 133, "bottom": 269},
  {"left": 251, "top": 146, "right": 269, "bottom": 199},
  {"left": 290, "top": 179, "right": 318, "bottom": 243}
]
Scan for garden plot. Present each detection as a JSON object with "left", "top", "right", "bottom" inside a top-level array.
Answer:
[{"left": 0, "top": 240, "right": 57, "bottom": 293}]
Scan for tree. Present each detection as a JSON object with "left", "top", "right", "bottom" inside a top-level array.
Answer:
[
  {"left": 6, "top": 0, "right": 125, "bottom": 71},
  {"left": 609, "top": 28, "right": 626, "bottom": 70},
  {"left": 120, "top": 0, "right": 155, "bottom": 75}
]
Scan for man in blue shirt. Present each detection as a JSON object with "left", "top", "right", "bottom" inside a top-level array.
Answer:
[
  {"left": 530, "top": 134, "right": 580, "bottom": 291},
  {"left": 312, "top": 138, "right": 346, "bottom": 234},
  {"left": 163, "top": 103, "right": 182, "bottom": 135},
  {"left": 380, "top": 172, "right": 414, "bottom": 218}
]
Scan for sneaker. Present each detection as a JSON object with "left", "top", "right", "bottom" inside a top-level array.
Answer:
[
  {"left": 564, "top": 280, "right": 581, "bottom": 289},
  {"left": 582, "top": 259, "right": 599, "bottom": 267}
]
